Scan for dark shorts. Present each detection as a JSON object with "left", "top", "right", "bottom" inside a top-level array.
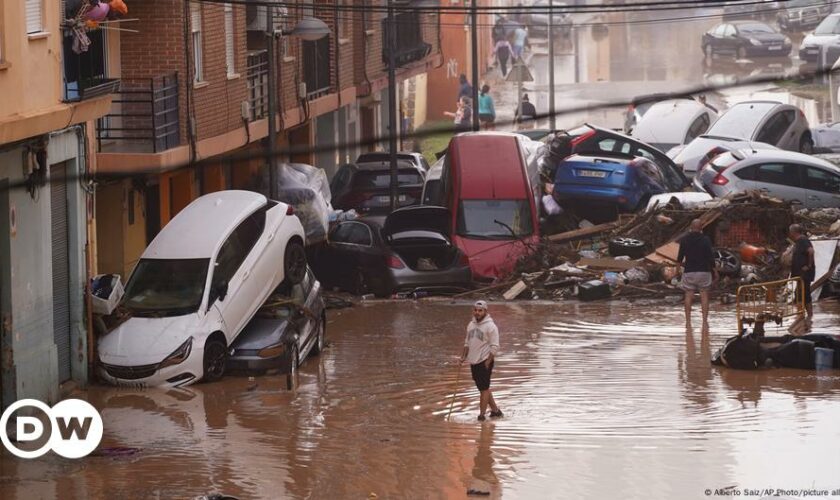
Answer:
[
  {"left": 470, "top": 359, "right": 494, "bottom": 391},
  {"left": 479, "top": 114, "right": 495, "bottom": 124}
]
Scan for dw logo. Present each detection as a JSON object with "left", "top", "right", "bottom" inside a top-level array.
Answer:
[{"left": 0, "top": 399, "right": 103, "bottom": 459}]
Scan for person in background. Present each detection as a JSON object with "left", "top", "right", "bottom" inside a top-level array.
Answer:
[
  {"left": 458, "top": 74, "right": 473, "bottom": 101},
  {"left": 494, "top": 37, "right": 513, "bottom": 77},
  {"left": 478, "top": 85, "right": 496, "bottom": 131},
  {"left": 677, "top": 219, "right": 717, "bottom": 332},
  {"left": 492, "top": 16, "right": 507, "bottom": 44},
  {"left": 514, "top": 94, "right": 537, "bottom": 129},
  {"left": 512, "top": 26, "right": 529, "bottom": 61},
  {"left": 460, "top": 301, "right": 503, "bottom": 422},
  {"left": 445, "top": 96, "right": 473, "bottom": 132},
  {"left": 789, "top": 223, "right": 815, "bottom": 326}
]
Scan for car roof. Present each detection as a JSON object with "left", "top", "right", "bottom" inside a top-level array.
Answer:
[
  {"left": 731, "top": 148, "right": 840, "bottom": 170},
  {"left": 143, "top": 190, "right": 266, "bottom": 259},
  {"left": 633, "top": 100, "right": 713, "bottom": 142},
  {"left": 354, "top": 159, "right": 419, "bottom": 171},
  {"left": 449, "top": 134, "right": 529, "bottom": 199}
]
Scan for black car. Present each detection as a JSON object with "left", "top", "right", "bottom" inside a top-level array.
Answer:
[
  {"left": 330, "top": 160, "right": 426, "bottom": 215},
  {"left": 355, "top": 151, "right": 430, "bottom": 172},
  {"left": 777, "top": 0, "right": 831, "bottom": 32},
  {"left": 563, "top": 124, "right": 690, "bottom": 190},
  {"left": 702, "top": 21, "right": 791, "bottom": 59},
  {"left": 228, "top": 268, "right": 325, "bottom": 378},
  {"left": 311, "top": 206, "right": 473, "bottom": 297}
]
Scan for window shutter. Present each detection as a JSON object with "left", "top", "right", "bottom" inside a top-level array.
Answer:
[
  {"left": 225, "top": 4, "right": 235, "bottom": 75},
  {"left": 26, "top": 0, "right": 43, "bottom": 34},
  {"left": 190, "top": 3, "right": 201, "bottom": 33}
]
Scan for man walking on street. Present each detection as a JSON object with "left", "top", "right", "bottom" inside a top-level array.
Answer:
[
  {"left": 460, "top": 301, "right": 502, "bottom": 422},
  {"left": 789, "top": 224, "right": 815, "bottom": 325},
  {"left": 678, "top": 219, "right": 717, "bottom": 331}
]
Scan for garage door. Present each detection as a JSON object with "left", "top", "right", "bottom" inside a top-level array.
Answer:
[{"left": 51, "top": 163, "right": 72, "bottom": 382}]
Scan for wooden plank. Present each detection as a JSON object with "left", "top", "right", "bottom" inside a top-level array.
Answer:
[
  {"left": 576, "top": 257, "right": 640, "bottom": 271},
  {"left": 547, "top": 222, "right": 619, "bottom": 243},
  {"left": 503, "top": 280, "right": 528, "bottom": 300}
]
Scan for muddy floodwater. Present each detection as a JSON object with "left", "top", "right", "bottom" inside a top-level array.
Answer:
[{"left": 2, "top": 301, "right": 840, "bottom": 499}]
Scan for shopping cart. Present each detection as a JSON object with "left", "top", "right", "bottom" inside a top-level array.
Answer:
[{"left": 736, "top": 277, "right": 806, "bottom": 337}]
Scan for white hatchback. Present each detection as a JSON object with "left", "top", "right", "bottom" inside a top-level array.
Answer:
[{"left": 98, "top": 191, "right": 307, "bottom": 387}]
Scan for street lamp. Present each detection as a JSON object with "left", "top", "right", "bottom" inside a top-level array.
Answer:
[{"left": 266, "top": 15, "right": 331, "bottom": 200}]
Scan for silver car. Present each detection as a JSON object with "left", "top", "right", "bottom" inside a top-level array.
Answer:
[
  {"left": 631, "top": 99, "right": 718, "bottom": 153},
  {"left": 799, "top": 13, "right": 840, "bottom": 62},
  {"left": 694, "top": 149, "right": 840, "bottom": 208}
]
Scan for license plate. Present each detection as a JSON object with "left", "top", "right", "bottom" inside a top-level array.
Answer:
[
  {"left": 375, "top": 195, "right": 407, "bottom": 203},
  {"left": 578, "top": 170, "right": 607, "bottom": 178},
  {"left": 768, "top": 45, "right": 782, "bottom": 51}
]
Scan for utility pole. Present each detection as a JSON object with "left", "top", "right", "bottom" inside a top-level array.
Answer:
[
  {"left": 470, "top": 0, "right": 480, "bottom": 131},
  {"left": 548, "top": 0, "right": 556, "bottom": 130},
  {"left": 266, "top": 3, "right": 278, "bottom": 200},
  {"left": 387, "top": 0, "right": 399, "bottom": 212}
]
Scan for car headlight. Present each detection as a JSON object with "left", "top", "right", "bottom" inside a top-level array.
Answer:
[
  {"left": 160, "top": 337, "right": 193, "bottom": 368},
  {"left": 750, "top": 38, "right": 762, "bottom": 46},
  {"left": 257, "top": 342, "right": 287, "bottom": 359}
]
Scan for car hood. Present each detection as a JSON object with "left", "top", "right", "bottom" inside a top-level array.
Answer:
[
  {"left": 802, "top": 33, "right": 840, "bottom": 47},
  {"left": 383, "top": 206, "right": 451, "bottom": 237},
  {"left": 98, "top": 314, "right": 201, "bottom": 366},
  {"left": 231, "top": 317, "right": 291, "bottom": 351},
  {"left": 454, "top": 235, "right": 537, "bottom": 280}
]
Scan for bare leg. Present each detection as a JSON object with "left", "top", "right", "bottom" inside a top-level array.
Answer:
[
  {"left": 488, "top": 391, "right": 499, "bottom": 413},
  {"left": 684, "top": 291, "right": 694, "bottom": 330},
  {"left": 479, "top": 390, "right": 489, "bottom": 417},
  {"left": 700, "top": 290, "right": 711, "bottom": 329}
]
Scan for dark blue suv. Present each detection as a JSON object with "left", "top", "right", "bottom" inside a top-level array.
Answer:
[{"left": 552, "top": 153, "right": 685, "bottom": 214}]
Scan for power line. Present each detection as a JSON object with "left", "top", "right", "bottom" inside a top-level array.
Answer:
[{"left": 2, "top": 64, "right": 834, "bottom": 193}]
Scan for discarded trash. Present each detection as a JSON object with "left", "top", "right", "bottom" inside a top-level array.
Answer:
[
  {"left": 467, "top": 489, "right": 491, "bottom": 496},
  {"left": 579, "top": 219, "right": 595, "bottom": 229},
  {"left": 655, "top": 214, "right": 674, "bottom": 225},
  {"left": 578, "top": 280, "right": 611, "bottom": 301},
  {"left": 503, "top": 280, "right": 529, "bottom": 300},
  {"left": 90, "top": 274, "right": 124, "bottom": 316},
  {"left": 739, "top": 243, "right": 767, "bottom": 264},
  {"left": 542, "top": 194, "right": 563, "bottom": 215},
  {"left": 579, "top": 250, "right": 599, "bottom": 259},
  {"left": 361, "top": 294, "right": 375, "bottom": 301},
  {"left": 603, "top": 272, "right": 625, "bottom": 287},
  {"left": 625, "top": 267, "right": 650, "bottom": 284}
]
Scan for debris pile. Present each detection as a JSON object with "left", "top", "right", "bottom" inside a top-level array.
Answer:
[{"left": 468, "top": 191, "right": 840, "bottom": 303}]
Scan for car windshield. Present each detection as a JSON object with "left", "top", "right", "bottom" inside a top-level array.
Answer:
[
  {"left": 815, "top": 16, "right": 840, "bottom": 35},
  {"left": 737, "top": 23, "right": 774, "bottom": 34},
  {"left": 356, "top": 153, "right": 416, "bottom": 164},
  {"left": 352, "top": 170, "right": 423, "bottom": 189},
  {"left": 456, "top": 200, "right": 534, "bottom": 240},
  {"left": 708, "top": 104, "right": 776, "bottom": 139},
  {"left": 422, "top": 179, "right": 443, "bottom": 205},
  {"left": 122, "top": 258, "right": 209, "bottom": 317}
]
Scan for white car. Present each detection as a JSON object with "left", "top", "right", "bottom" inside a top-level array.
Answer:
[
  {"left": 670, "top": 136, "right": 779, "bottom": 178},
  {"left": 631, "top": 99, "right": 718, "bottom": 153},
  {"left": 694, "top": 149, "right": 840, "bottom": 208},
  {"left": 812, "top": 122, "right": 840, "bottom": 152},
  {"left": 98, "top": 191, "right": 307, "bottom": 388},
  {"left": 799, "top": 13, "right": 840, "bottom": 62}
]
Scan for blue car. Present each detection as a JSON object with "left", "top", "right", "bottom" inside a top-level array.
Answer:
[{"left": 552, "top": 153, "right": 685, "bottom": 214}]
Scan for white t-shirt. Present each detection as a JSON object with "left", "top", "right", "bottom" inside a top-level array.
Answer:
[{"left": 464, "top": 315, "right": 500, "bottom": 365}]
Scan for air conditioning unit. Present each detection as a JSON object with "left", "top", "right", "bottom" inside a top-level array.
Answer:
[{"left": 245, "top": 4, "right": 287, "bottom": 32}]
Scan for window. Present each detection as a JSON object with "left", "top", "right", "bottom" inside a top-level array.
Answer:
[
  {"left": 212, "top": 208, "right": 267, "bottom": 290},
  {"left": 754, "top": 163, "right": 800, "bottom": 187},
  {"left": 712, "top": 25, "right": 727, "bottom": 37},
  {"left": 597, "top": 138, "right": 631, "bottom": 154},
  {"left": 190, "top": 3, "right": 204, "bottom": 83},
  {"left": 331, "top": 222, "right": 373, "bottom": 246},
  {"left": 224, "top": 3, "right": 235, "bottom": 77},
  {"left": 686, "top": 114, "right": 712, "bottom": 143},
  {"left": 756, "top": 111, "right": 795, "bottom": 144},
  {"left": 804, "top": 167, "right": 840, "bottom": 193},
  {"left": 723, "top": 25, "right": 736, "bottom": 37},
  {"left": 456, "top": 200, "right": 534, "bottom": 240},
  {"left": 25, "top": 0, "right": 43, "bottom": 34},
  {"left": 122, "top": 259, "right": 210, "bottom": 316},
  {"left": 351, "top": 170, "right": 424, "bottom": 190}
]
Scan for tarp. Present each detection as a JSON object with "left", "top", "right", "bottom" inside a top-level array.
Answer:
[{"left": 267, "top": 163, "right": 333, "bottom": 245}]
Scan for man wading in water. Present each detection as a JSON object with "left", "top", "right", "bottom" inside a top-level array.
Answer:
[
  {"left": 678, "top": 219, "right": 717, "bottom": 332},
  {"left": 460, "top": 301, "right": 503, "bottom": 421}
]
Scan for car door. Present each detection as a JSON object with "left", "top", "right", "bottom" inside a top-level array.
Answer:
[
  {"left": 684, "top": 113, "right": 712, "bottom": 145},
  {"left": 739, "top": 162, "right": 803, "bottom": 202},
  {"left": 802, "top": 165, "right": 840, "bottom": 207},
  {"left": 327, "top": 221, "right": 383, "bottom": 292},
  {"left": 209, "top": 209, "right": 267, "bottom": 340},
  {"left": 755, "top": 110, "right": 795, "bottom": 148}
]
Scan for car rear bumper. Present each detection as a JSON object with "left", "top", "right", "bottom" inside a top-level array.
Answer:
[
  {"left": 390, "top": 265, "right": 473, "bottom": 293},
  {"left": 553, "top": 187, "right": 639, "bottom": 211}
]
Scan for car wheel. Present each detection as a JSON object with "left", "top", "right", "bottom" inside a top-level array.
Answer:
[
  {"left": 736, "top": 46, "right": 748, "bottom": 59},
  {"left": 715, "top": 248, "right": 742, "bottom": 277},
  {"left": 202, "top": 338, "right": 227, "bottom": 383},
  {"left": 608, "top": 237, "right": 647, "bottom": 259},
  {"left": 286, "top": 345, "right": 299, "bottom": 391},
  {"left": 799, "top": 133, "right": 814, "bottom": 154},
  {"left": 284, "top": 241, "right": 307, "bottom": 285},
  {"left": 311, "top": 316, "right": 326, "bottom": 356}
]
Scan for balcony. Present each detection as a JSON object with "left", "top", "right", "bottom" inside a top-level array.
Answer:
[
  {"left": 382, "top": 12, "right": 432, "bottom": 68},
  {"left": 303, "top": 37, "right": 332, "bottom": 99},
  {"left": 96, "top": 73, "right": 181, "bottom": 154},
  {"left": 246, "top": 50, "right": 269, "bottom": 121},
  {"left": 63, "top": 28, "right": 120, "bottom": 102}
]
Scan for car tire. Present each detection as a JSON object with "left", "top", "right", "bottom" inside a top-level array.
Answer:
[
  {"left": 714, "top": 248, "right": 742, "bottom": 277},
  {"left": 736, "top": 46, "right": 748, "bottom": 59},
  {"left": 311, "top": 316, "right": 326, "bottom": 356},
  {"left": 202, "top": 338, "right": 227, "bottom": 383},
  {"left": 608, "top": 237, "right": 647, "bottom": 259},
  {"left": 799, "top": 133, "right": 814, "bottom": 154},
  {"left": 283, "top": 241, "right": 307, "bottom": 285},
  {"left": 286, "top": 345, "right": 299, "bottom": 391}
]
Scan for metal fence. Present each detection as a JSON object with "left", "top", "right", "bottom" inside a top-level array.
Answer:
[{"left": 247, "top": 50, "right": 269, "bottom": 121}]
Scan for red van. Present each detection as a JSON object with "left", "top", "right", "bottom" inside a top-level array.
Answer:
[{"left": 443, "top": 133, "right": 540, "bottom": 281}]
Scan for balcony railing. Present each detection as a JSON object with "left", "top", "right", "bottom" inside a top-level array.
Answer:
[
  {"left": 96, "top": 73, "right": 181, "bottom": 154},
  {"left": 62, "top": 28, "right": 120, "bottom": 102},
  {"left": 247, "top": 50, "right": 269, "bottom": 121},
  {"left": 303, "top": 37, "right": 332, "bottom": 99},
  {"left": 382, "top": 12, "right": 431, "bottom": 68}
]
